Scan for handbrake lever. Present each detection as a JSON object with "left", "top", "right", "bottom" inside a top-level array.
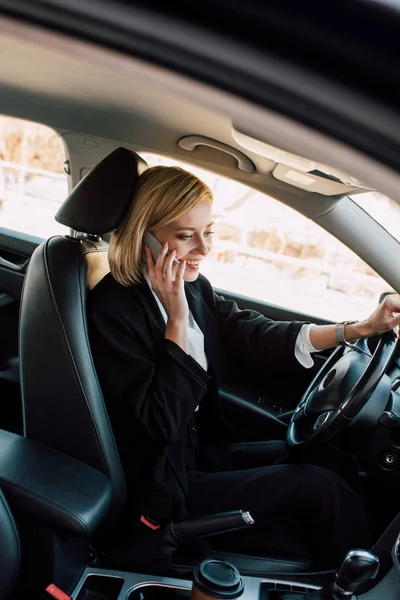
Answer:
[
  {"left": 172, "top": 510, "right": 254, "bottom": 541},
  {"left": 104, "top": 510, "right": 254, "bottom": 573}
]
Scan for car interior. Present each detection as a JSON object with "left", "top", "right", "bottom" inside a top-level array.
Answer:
[{"left": 2, "top": 4, "right": 400, "bottom": 600}]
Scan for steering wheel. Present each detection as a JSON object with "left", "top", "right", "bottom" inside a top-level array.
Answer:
[{"left": 286, "top": 330, "right": 398, "bottom": 450}]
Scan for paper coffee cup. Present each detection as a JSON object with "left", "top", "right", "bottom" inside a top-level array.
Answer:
[{"left": 191, "top": 559, "right": 244, "bottom": 600}]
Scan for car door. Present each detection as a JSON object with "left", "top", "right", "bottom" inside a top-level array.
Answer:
[
  {"left": 208, "top": 229, "right": 391, "bottom": 441},
  {"left": 209, "top": 251, "right": 390, "bottom": 441},
  {"left": 215, "top": 289, "right": 332, "bottom": 442},
  {"left": 0, "top": 228, "right": 41, "bottom": 433},
  {"left": 0, "top": 116, "right": 68, "bottom": 434}
]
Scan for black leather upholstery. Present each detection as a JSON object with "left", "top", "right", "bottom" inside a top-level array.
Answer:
[
  {"left": 172, "top": 550, "right": 333, "bottom": 586},
  {"left": 0, "top": 487, "right": 20, "bottom": 599},
  {"left": 171, "top": 549, "right": 315, "bottom": 578},
  {"left": 20, "top": 235, "right": 126, "bottom": 524},
  {"left": 19, "top": 147, "right": 313, "bottom": 577},
  {"left": 0, "top": 428, "right": 112, "bottom": 536},
  {"left": 209, "top": 550, "right": 314, "bottom": 576},
  {"left": 20, "top": 148, "right": 147, "bottom": 525},
  {"left": 55, "top": 147, "right": 148, "bottom": 233}
]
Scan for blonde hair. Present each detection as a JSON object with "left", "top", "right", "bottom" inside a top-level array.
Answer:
[{"left": 109, "top": 165, "right": 213, "bottom": 286}]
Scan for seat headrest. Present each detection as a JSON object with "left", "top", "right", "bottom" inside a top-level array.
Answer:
[{"left": 55, "top": 147, "right": 148, "bottom": 234}]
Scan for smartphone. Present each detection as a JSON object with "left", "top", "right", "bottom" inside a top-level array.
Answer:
[{"left": 143, "top": 231, "right": 179, "bottom": 265}]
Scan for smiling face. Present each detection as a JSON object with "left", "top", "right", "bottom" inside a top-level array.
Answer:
[
  {"left": 153, "top": 198, "right": 214, "bottom": 281},
  {"left": 109, "top": 165, "right": 214, "bottom": 286}
]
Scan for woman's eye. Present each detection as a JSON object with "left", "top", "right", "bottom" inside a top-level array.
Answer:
[{"left": 177, "top": 231, "right": 214, "bottom": 241}]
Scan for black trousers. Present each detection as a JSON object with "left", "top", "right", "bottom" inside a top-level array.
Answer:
[{"left": 187, "top": 441, "right": 370, "bottom": 570}]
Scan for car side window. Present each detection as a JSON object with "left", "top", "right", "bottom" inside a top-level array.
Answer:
[
  {"left": 0, "top": 115, "right": 68, "bottom": 238},
  {"left": 141, "top": 152, "right": 391, "bottom": 322}
]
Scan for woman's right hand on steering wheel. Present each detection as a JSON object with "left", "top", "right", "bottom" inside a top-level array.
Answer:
[{"left": 145, "top": 243, "right": 189, "bottom": 352}]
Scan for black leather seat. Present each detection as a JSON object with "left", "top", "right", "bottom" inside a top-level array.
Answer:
[
  {"left": 19, "top": 147, "right": 313, "bottom": 577},
  {"left": 0, "top": 487, "right": 20, "bottom": 599}
]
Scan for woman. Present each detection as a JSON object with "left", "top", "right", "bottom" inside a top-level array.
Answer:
[{"left": 88, "top": 165, "right": 400, "bottom": 570}]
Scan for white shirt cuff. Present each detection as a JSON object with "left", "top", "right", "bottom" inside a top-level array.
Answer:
[{"left": 294, "top": 324, "right": 318, "bottom": 369}]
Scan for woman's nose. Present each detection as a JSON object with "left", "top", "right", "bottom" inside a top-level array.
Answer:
[{"left": 196, "top": 238, "right": 210, "bottom": 255}]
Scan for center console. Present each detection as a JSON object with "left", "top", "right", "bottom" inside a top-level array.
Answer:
[
  {"left": 70, "top": 568, "right": 320, "bottom": 600},
  {"left": 70, "top": 530, "right": 400, "bottom": 600},
  {"left": 3, "top": 414, "right": 398, "bottom": 600}
]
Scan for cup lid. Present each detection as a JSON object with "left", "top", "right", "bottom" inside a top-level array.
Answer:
[{"left": 193, "top": 559, "right": 244, "bottom": 599}]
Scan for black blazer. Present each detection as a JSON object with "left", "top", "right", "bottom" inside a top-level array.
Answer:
[{"left": 87, "top": 272, "right": 305, "bottom": 524}]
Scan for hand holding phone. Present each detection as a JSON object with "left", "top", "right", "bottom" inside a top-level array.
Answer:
[{"left": 143, "top": 231, "right": 189, "bottom": 343}]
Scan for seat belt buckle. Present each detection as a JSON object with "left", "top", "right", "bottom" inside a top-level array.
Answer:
[
  {"left": 41, "top": 583, "right": 72, "bottom": 600},
  {"left": 139, "top": 515, "right": 161, "bottom": 530}
]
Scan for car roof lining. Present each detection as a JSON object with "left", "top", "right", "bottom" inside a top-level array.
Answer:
[
  {"left": 0, "top": 19, "right": 351, "bottom": 220},
  {"left": 2, "top": 15, "right": 400, "bottom": 294}
]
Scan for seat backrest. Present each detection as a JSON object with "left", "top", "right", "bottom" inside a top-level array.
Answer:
[
  {"left": 19, "top": 148, "right": 147, "bottom": 523},
  {"left": 0, "top": 487, "right": 20, "bottom": 599}
]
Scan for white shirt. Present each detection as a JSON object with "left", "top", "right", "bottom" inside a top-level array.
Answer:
[
  {"left": 143, "top": 272, "right": 208, "bottom": 372},
  {"left": 144, "top": 273, "right": 317, "bottom": 370},
  {"left": 294, "top": 322, "right": 318, "bottom": 368}
]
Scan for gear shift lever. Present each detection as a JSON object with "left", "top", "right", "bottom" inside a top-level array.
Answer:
[
  {"left": 300, "top": 550, "right": 380, "bottom": 600},
  {"left": 330, "top": 549, "right": 379, "bottom": 598},
  {"left": 280, "top": 550, "right": 380, "bottom": 600}
]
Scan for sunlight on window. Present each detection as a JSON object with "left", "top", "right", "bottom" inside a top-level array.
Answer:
[
  {"left": 141, "top": 152, "right": 391, "bottom": 322},
  {"left": 0, "top": 115, "right": 68, "bottom": 238}
]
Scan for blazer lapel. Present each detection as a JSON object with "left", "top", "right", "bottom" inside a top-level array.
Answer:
[{"left": 130, "top": 281, "right": 166, "bottom": 336}]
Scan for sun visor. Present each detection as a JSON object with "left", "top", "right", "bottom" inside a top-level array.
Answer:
[
  {"left": 272, "top": 163, "right": 372, "bottom": 196},
  {"left": 231, "top": 126, "right": 372, "bottom": 196}
]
